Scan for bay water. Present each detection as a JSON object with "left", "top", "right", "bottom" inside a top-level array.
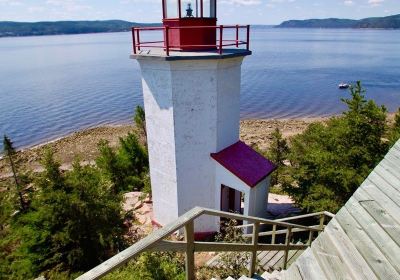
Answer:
[{"left": 0, "top": 27, "right": 399, "bottom": 150}]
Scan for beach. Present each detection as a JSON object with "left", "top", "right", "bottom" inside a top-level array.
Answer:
[
  {"left": 0, "top": 117, "right": 331, "bottom": 179},
  {"left": 2, "top": 113, "right": 397, "bottom": 179}
]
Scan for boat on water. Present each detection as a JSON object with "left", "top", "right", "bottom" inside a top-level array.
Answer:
[{"left": 338, "top": 83, "right": 350, "bottom": 89}]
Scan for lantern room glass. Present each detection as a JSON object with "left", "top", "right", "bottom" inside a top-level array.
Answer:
[
  {"left": 163, "top": 0, "right": 216, "bottom": 19},
  {"left": 165, "top": 0, "right": 178, "bottom": 18}
]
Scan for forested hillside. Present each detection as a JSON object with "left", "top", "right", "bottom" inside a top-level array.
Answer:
[
  {"left": 277, "top": 14, "right": 400, "bottom": 29},
  {"left": 0, "top": 20, "right": 159, "bottom": 37}
]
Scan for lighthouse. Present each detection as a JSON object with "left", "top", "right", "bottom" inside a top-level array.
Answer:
[{"left": 131, "top": 0, "right": 276, "bottom": 234}]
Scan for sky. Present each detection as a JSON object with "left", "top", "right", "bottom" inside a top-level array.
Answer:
[{"left": 0, "top": 0, "right": 399, "bottom": 25}]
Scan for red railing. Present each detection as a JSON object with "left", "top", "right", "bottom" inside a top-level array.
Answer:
[{"left": 132, "top": 25, "right": 250, "bottom": 56}]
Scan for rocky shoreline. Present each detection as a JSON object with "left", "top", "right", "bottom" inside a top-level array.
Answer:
[{"left": 0, "top": 117, "right": 331, "bottom": 179}]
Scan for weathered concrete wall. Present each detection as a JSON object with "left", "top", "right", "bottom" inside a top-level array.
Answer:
[
  {"left": 137, "top": 56, "right": 245, "bottom": 232},
  {"left": 139, "top": 60, "right": 179, "bottom": 225},
  {"left": 248, "top": 177, "right": 270, "bottom": 219}
]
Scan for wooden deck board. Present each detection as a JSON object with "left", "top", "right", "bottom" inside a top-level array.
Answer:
[
  {"left": 282, "top": 263, "right": 302, "bottom": 280},
  {"left": 286, "top": 249, "right": 304, "bottom": 268},
  {"left": 337, "top": 208, "right": 400, "bottom": 279},
  {"left": 374, "top": 165, "right": 400, "bottom": 192},
  {"left": 358, "top": 184, "right": 400, "bottom": 225},
  {"left": 310, "top": 232, "right": 353, "bottom": 279},
  {"left": 366, "top": 173, "right": 400, "bottom": 206},
  {"left": 296, "top": 248, "right": 327, "bottom": 280},
  {"left": 390, "top": 143, "right": 400, "bottom": 157},
  {"left": 260, "top": 250, "right": 279, "bottom": 270},
  {"left": 380, "top": 160, "right": 400, "bottom": 181},
  {"left": 324, "top": 219, "right": 378, "bottom": 280},
  {"left": 353, "top": 192, "right": 400, "bottom": 247},
  {"left": 268, "top": 249, "right": 285, "bottom": 269},
  {"left": 345, "top": 197, "right": 400, "bottom": 273},
  {"left": 384, "top": 153, "right": 400, "bottom": 167},
  {"left": 278, "top": 142, "right": 400, "bottom": 280}
]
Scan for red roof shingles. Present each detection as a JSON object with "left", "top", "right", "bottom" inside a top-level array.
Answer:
[{"left": 211, "top": 141, "right": 277, "bottom": 188}]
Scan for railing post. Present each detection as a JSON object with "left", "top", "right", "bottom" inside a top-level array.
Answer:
[
  {"left": 283, "top": 226, "right": 292, "bottom": 270},
  {"left": 271, "top": 224, "right": 277, "bottom": 244},
  {"left": 307, "top": 230, "right": 314, "bottom": 246},
  {"left": 246, "top": 25, "right": 250, "bottom": 50},
  {"left": 249, "top": 222, "right": 260, "bottom": 277},
  {"left": 236, "top": 24, "right": 239, "bottom": 48},
  {"left": 165, "top": 26, "right": 170, "bottom": 56},
  {"left": 132, "top": 28, "right": 136, "bottom": 54},
  {"left": 185, "top": 221, "right": 195, "bottom": 280},
  {"left": 319, "top": 214, "right": 325, "bottom": 233},
  {"left": 136, "top": 28, "right": 141, "bottom": 51},
  {"left": 219, "top": 25, "right": 223, "bottom": 55}
]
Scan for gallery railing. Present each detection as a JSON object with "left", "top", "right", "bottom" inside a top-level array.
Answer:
[{"left": 132, "top": 25, "right": 250, "bottom": 56}]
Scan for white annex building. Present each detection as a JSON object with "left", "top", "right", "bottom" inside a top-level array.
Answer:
[{"left": 131, "top": 0, "right": 276, "bottom": 234}]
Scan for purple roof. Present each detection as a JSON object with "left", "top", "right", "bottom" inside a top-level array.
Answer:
[{"left": 211, "top": 141, "right": 277, "bottom": 188}]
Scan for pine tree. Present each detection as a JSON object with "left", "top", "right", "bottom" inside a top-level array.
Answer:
[
  {"left": 286, "top": 82, "right": 388, "bottom": 213},
  {"left": 266, "top": 128, "right": 290, "bottom": 187},
  {"left": 3, "top": 135, "right": 26, "bottom": 211},
  {"left": 134, "top": 105, "right": 147, "bottom": 143},
  {"left": 97, "top": 133, "right": 149, "bottom": 193},
  {"left": 96, "top": 140, "right": 124, "bottom": 194},
  {"left": 390, "top": 108, "right": 400, "bottom": 145},
  {"left": 10, "top": 151, "right": 125, "bottom": 278},
  {"left": 395, "top": 108, "right": 400, "bottom": 129}
]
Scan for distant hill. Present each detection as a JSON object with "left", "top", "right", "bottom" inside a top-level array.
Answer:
[
  {"left": 276, "top": 14, "right": 400, "bottom": 29},
  {"left": 0, "top": 20, "right": 160, "bottom": 37}
]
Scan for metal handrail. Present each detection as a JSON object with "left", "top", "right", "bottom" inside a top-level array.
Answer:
[
  {"left": 132, "top": 25, "right": 250, "bottom": 56},
  {"left": 76, "top": 207, "right": 333, "bottom": 280}
]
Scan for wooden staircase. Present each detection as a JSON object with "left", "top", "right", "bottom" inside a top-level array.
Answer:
[
  {"left": 207, "top": 242, "right": 305, "bottom": 272},
  {"left": 77, "top": 208, "right": 333, "bottom": 280}
]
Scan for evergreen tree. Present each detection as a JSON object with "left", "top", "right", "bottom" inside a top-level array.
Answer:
[
  {"left": 286, "top": 82, "right": 388, "bottom": 213},
  {"left": 3, "top": 135, "right": 26, "bottom": 211},
  {"left": 266, "top": 128, "right": 290, "bottom": 187},
  {"left": 96, "top": 140, "right": 125, "bottom": 194},
  {"left": 389, "top": 108, "right": 400, "bottom": 145},
  {"left": 10, "top": 151, "right": 125, "bottom": 278},
  {"left": 134, "top": 106, "right": 147, "bottom": 143},
  {"left": 96, "top": 133, "right": 149, "bottom": 193},
  {"left": 395, "top": 108, "right": 400, "bottom": 129}
]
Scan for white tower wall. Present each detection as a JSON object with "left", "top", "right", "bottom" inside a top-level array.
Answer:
[{"left": 137, "top": 56, "right": 245, "bottom": 232}]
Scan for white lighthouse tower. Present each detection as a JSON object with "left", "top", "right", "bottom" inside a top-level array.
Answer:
[{"left": 131, "top": 0, "right": 276, "bottom": 234}]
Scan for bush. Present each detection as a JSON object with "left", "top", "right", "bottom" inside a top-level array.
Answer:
[
  {"left": 8, "top": 151, "right": 125, "bottom": 279},
  {"left": 96, "top": 132, "right": 149, "bottom": 193},
  {"left": 285, "top": 82, "right": 389, "bottom": 213},
  {"left": 104, "top": 252, "right": 185, "bottom": 280}
]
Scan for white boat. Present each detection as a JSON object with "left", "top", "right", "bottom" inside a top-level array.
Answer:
[{"left": 338, "top": 83, "right": 350, "bottom": 89}]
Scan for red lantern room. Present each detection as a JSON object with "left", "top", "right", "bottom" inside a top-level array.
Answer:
[
  {"left": 162, "top": 0, "right": 217, "bottom": 51},
  {"left": 131, "top": 0, "right": 250, "bottom": 56}
]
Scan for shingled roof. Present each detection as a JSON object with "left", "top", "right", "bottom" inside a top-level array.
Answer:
[
  {"left": 282, "top": 140, "right": 400, "bottom": 279},
  {"left": 210, "top": 141, "right": 277, "bottom": 188}
]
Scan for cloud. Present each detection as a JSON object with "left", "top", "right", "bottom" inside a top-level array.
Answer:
[
  {"left": 221, "top": 0, "right": 262, "bottom": 6},
  {"left": 368, "top": 0, "right": 384, "bottom": 7},
  {"left": 344, "top": 0, "right": 354, "bottom": 6},
  {"left": 46, "top": 0, "right": 92, "bottom": 12}
]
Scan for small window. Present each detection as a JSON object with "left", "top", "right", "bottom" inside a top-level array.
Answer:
[
  {"left": 181, "top": 0, "right": 199, "bottom": 18},
  {"left": 165, "top": 0, "right": 179, "bottom": 18},
  {"left": 203, "top": 0, "right": 216, "bottom": 18}
]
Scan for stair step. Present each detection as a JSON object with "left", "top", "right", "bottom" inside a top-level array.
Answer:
[{"left": 261, "top": 270, "right": 282, "bottom": 280}]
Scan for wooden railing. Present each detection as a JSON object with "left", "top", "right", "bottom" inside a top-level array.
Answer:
[
  {"left": 237, "top": 211, "right": 335, "bottom": 270},
  {"left": 76, "top": 207, "right": 334, "bottom": 280}
]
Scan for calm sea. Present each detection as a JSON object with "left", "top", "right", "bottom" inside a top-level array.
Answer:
[{"left": 1, "top": 27, "right": 400, "bottom": 150}]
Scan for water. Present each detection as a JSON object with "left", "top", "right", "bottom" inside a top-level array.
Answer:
[{"left": 1, "top": 28, "right": 400, "bottom": 150}]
